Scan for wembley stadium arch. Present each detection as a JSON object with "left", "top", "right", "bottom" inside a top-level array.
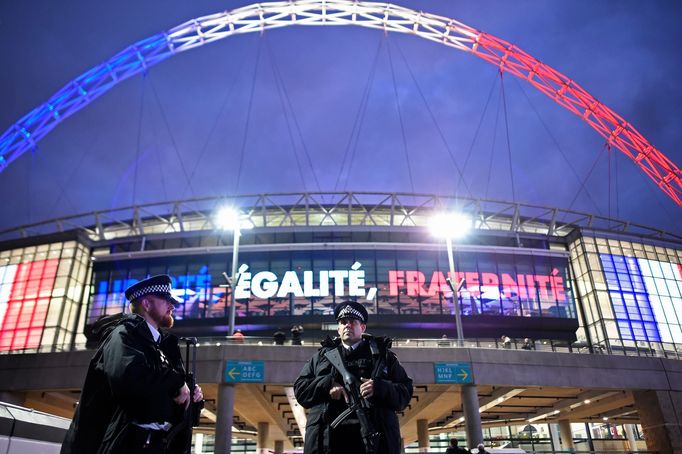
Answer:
[
  {"left": 1, "top": 1, "right": 681, "bottom": 205},
  {"left": 2, "top": 2, "right": 682, "bottom": 452}
]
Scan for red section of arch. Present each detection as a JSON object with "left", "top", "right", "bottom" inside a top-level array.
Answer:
[{"left": 471, "top": 32, "right": 682, "bottom": 206}]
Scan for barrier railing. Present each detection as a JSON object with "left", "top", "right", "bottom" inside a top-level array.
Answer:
[{"left": 2, "top": 335, "right": 680, "bottom": 360}]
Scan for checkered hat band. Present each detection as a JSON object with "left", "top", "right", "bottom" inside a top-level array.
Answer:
[
  {"left": 130, "top": 283, "right": 172, "bottom": 301},
  {"left": 337, "top": 306, "right": 364, "bottom": 322}
]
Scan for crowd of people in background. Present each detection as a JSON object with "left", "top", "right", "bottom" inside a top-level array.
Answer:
[
  {"left": 238, "top": 328, "right": 541, "bottom": 351},
  {"left": 445, "top": 438, "right": 489, "bottom": 454},
  {"left": 500, "top": 334, "right": 535, "bottom": 350}
]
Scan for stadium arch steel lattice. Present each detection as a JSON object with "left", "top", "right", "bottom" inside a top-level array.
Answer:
[{"left": 1, "top": 1, "right": 681, "bottom": 205}]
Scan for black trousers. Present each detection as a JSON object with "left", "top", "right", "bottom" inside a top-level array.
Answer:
[
  {"left": 330, "top": 423, "right": 365, "bottom": 454},
  {"left": 119, "top": 425, "right": 169, "bottom": 454}
]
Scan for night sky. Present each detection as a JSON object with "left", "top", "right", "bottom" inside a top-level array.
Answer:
[{"left": 1, "top": 0, "right": 681, "bottom": 235}]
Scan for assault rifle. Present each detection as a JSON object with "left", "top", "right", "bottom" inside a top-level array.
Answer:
[
  {"left": 165, "top": 337, "right": 203, "bottom": 453},
  {"left": 324, "top": 342, "right": 382, "bottom": 454}
]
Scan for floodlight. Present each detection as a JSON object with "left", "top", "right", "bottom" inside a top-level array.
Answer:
[{"left": 429, "top": 212, "right": 471, "bottom": 239}]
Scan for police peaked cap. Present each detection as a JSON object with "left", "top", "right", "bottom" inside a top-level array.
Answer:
[
  {"left": 125, "top": 274, "right": 180, "bottom": 306},
  {"left": 334, "top": 301, "right": 368, "bottom": 324}
]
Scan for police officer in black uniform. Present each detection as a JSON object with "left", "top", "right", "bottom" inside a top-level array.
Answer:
[
  {"left": 61, "top": 275, "right": 203, "bottom": 454},
  {"left": 294, "top": 301, "right": 413, "bottom": 454}
]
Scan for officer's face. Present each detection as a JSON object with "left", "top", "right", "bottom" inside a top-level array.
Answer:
[
  {"left": 145, "top": 295, "right": 174, "bottom": 329},
  {"left": 337, "top": 317, "right": 365, "bottom": 345}
]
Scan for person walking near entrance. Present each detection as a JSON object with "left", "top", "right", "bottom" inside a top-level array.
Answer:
[
  {"left": 291, "top": 324, "right": 303, "bottom": 345},
  {"left": 500, "top": 335, "right": 512, "bottom": 349},
  {"left": 294, "top": 301, "right": 413, "bottom": 454},
  {"left": 521, "top": 338, "right": 533, "bottom": 350},
  {"left": 61, "top": 275, "right": 204, "bottom": 454},
  {"left": 445, "top": 438, "right": 470, "bottom": 454}
]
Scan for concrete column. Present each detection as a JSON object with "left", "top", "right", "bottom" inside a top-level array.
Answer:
[
  {"left": 194, "top": 433, "right": 205, "bottom": 454},
  {"left": 215, "top": 383, "right": 235, "bottom": 454},
  {"left": 417, "top": 419, "right": 429, "bottom": 452},
  {"left": 624, "top": 424, "right": 638, "bottom": 452},
  {"left": 257, "top": 421, "right": 270, "bottom": 454},
  {"left": 549, "top": 424, "right": 561, "bottom": 451},
  {"left": 461, "top": 384, "right": 483, "bottom": 448},
  {"left": 558, "top": 420, "right": 574, "bottom": 452},
  {"left": 633, "top": 389, "right": 682, "bottom": 454},
  {"left": 274, "top": 440, "right": 284, "bottom": 454}
]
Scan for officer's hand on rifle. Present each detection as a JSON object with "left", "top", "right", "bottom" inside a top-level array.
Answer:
[
  {"left": 329, "top": 381, "right": 349, "bottom": 402},
  {"left": 360, "top": 378, "right": 374, "bottom": 399},
  {"left": 175, "top": 383, "right": 191, "bottom": 409},
  {"left": 192, "top": 384, "right": 204, "bottom": 403}
]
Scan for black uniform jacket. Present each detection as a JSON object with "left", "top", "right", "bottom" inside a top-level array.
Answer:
[
  {"left": 446, "top": 446, "right": 472, "bottom": 454},
  {"left": 293, "top": 335, "right": 413, "bottom": 454},
  {"left": 60, "top": 314, "right": 187, "bottom": 454}
]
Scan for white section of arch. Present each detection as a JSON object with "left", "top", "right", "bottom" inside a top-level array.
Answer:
[
  {"left": 2, "top": 0, "right": 680, "bottom": 204},
  {"left": 166, "top": 1, "right": 479, "bottom": 54}
]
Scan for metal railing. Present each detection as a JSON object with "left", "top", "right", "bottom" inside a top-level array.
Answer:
[{"left": 2, "top": 335, "right": 680, "bottom": 360}]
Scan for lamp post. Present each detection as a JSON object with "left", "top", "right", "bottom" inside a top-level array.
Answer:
[
  {"left": 216, "top": 207, "right": 253, "bottom": 337},
  {"left": 430, "top": 212, "right": 471, "bottom": 346}
]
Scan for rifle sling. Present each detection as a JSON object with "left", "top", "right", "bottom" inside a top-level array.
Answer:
[{"left": 368, "top": 338, "right": 384, "bottom": 380}]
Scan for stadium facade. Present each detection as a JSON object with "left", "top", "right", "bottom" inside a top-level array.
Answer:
[{"left": 1, "top": 192, "right": 681, "bottom": 452}]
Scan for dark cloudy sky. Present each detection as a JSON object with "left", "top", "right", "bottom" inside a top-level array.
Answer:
[{"left": 1, "top": 0, "right": 681, "bottom": 235}]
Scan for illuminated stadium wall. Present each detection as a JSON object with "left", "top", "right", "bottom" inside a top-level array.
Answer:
[
  {"left": 0, "top": 218, "right": 680, "bottom": 353},
  {"left": 0, "top": 241, "right": 90, "bottom": 352},
  {"left": 87, "top": 246, "right": 577, "bottom": 340},
  {"left": 569, "top": 236, "right": 682, "bottom": 353}
]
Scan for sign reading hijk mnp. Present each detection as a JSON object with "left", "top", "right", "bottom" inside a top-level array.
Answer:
[
  {"left": 224, "top": 360, "right": 264, "bottom": 383},
  {"left": 434, "top": 362, "right": 473, "bottom": 384}
]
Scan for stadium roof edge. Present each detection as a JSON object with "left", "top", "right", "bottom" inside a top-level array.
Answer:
[{"left": 0, "top": 192, "right": 680, "bottom": 245}]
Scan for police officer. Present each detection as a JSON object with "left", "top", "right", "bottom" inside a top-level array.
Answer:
[
  {"left": 61, "top": 275, "right": 203, "bottom": 454},
  {"left": 294, "top": 301, "right": 413, "bottom": 454}
]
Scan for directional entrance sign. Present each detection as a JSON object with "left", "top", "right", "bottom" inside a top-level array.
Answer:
[
  {"left": 434, "top": 362, "right": 473, "bottom": 384},
  {"left": 224, "top": 360, "right": 265, "bottom": 383}
]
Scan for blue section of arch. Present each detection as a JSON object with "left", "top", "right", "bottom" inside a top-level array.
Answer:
[{"left": 0, "top": 33, "right": 172, "bottom": 172}]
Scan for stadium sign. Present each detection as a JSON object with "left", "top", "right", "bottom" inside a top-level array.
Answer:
[{"left": 234, "top": 262, "right": 378, "bottom": 301}]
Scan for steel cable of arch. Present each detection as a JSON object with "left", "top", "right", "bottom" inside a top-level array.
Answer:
[
  {"left": 266, "top": 37, "right": 309, "bottom": 193},
  {"left": 566, "top": 143, "right": 610, "bottom": 215},
  {"left": 180, "top": 40, "right": 251, "bottom": 201},
  {"left": 393, "top": 40, "right": 474, "bottom": 200},
  {"left": 265, "top": 35, "right": 323, "bottom": 194},
  {"left": 499, "top": 73, "right": 517, "bottom": 203},
  {"left": 484, "top": 83, "right": 502, "bottom": 201},
  {"left": 235, "top": 37, "right": 263, "bottom": 194},
  {"left": 458, "top": 71, "right": 499, "bottom": 198},
  {"left": 386, "top": 40, "right": 416, "bottom": 195},
  {"left": 511, "top": 76, "right": 602, "bottom": 214},
  {"left": 334, "top": 37, "right": 384, "bottom": 192},
  {"left": 148, "top": 77, "right": 196, "bottom": 198},
  {"left": 132, "top": 76, "right": 146, "bottom": 206},
  {"left": 0, "top": 1, "right": 680, "bottom": 205}
]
